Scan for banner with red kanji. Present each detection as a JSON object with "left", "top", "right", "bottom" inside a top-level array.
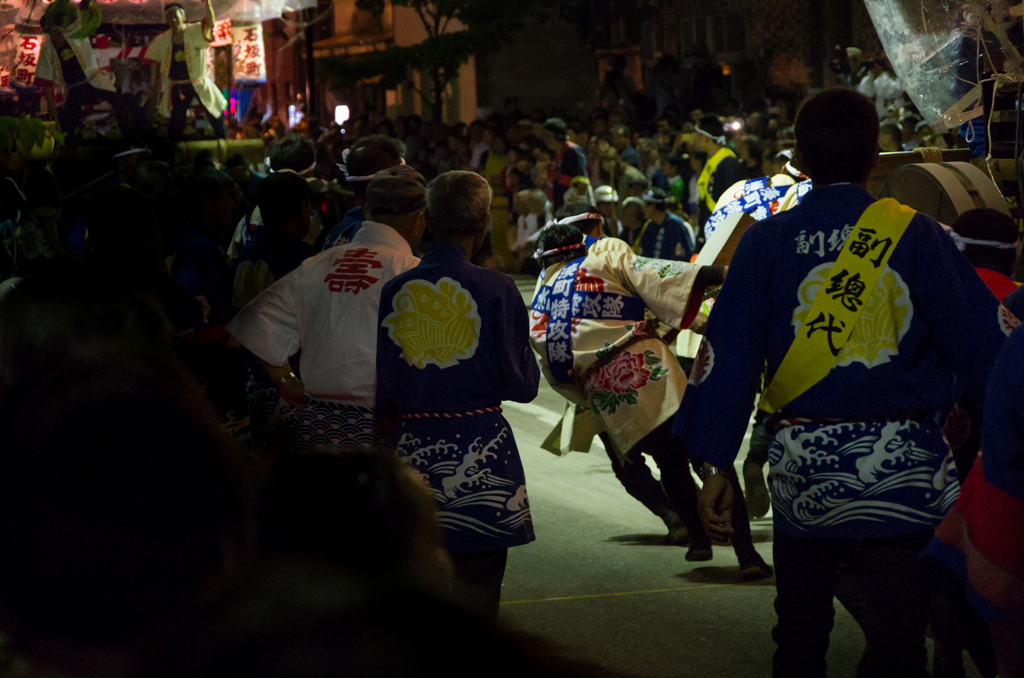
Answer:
[
  {"left": 12, "top": 33, "right": 42, "bottom": 87},
  {"left": 231, "top": 22, "right": 265, "bottom": 85},
  {"left": 210, "top": 19, "right": 233, "bottom": 47}
]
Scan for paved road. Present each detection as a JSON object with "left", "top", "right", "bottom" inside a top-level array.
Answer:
[{"left": 495, "top": 278, "right": 980, "bottom": 678}]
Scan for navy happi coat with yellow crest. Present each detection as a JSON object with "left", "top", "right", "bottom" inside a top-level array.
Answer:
[{"left": 376, "top": 241, "right": 539, "bottom": 553}]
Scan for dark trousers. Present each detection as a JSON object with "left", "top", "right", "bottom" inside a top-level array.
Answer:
[
  {"left": 599, "top": 431, "right": 673, "bottom": 520},
  {"left": 929, "top": 566, "right": 997, "bottom": 678},
  {"left": 450, "top": 548, "right": 508, "bottom": 623},
  {"left": 169, "top": 83, "right": 226, "bottom": 139},
  {"left": 61, "top": 83, "right": 148, "bottom": 137},
  {"left": 772, "top": 529, "right": 935, "bottom": 678},
  {"left": 625, "top": 417, "right": 765, "bottom": 569},
  {"left": 626, "top": 417, "right": 710, "bottom": 550}
]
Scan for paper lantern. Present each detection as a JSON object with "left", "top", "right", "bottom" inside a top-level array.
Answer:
[
  {"left": 11, "top": 31, "right": 41, "bottom": 87},
  {"left": 0, "top": 67, "right": 10, "bottom": 89},
  {"left": 210, "top": 18, "right": 232, "bottom": 47},
  {"left": 231, "top": 22, "right": 264, "bottom": 84}
]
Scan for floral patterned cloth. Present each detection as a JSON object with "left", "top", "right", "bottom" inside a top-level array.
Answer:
[{"left": 529, "top": 237, "right": 708, "bottom": 457}]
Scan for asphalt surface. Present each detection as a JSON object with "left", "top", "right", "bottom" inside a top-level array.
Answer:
[{"left": 496, "top": 277, "right": 981, "bottom": 678}]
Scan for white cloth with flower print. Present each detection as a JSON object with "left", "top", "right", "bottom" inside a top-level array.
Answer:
[{"left": 529, "top": 237, "right": 707, "bottom": 458}]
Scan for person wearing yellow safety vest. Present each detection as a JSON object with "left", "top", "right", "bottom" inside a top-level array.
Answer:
[
  {"left": 690, "top": 114, "right": 746, "bottom": 244},
  {"left": 672, "top": 89, "right": 1013, "bottom": 678}
]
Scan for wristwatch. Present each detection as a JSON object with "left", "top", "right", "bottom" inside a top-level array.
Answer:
[{"left": 700, "top": 463, "right": 729, "bottom": 482}]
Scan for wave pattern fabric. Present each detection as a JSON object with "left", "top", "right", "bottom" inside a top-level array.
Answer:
[
  {"left": 769, "top": 418, "right": 958, "bottom": 539},
  {"left": 396, "top": 413, "right": 534, "bottom": 553},
  {"left": 293, "top": 396, "right": 374, "bottom": 454}
]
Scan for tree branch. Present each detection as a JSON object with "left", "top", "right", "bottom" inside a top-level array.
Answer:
[{"left": 413, "top": 1, "right": 432, "bottom": 36}]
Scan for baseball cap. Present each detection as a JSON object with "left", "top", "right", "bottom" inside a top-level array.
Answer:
[
  {"left": 274, "top": 168, "right": 324, "bottom": 193},
  {"left": 642, "top": 187, "right": 668, "bottom": 205},
  {"left": 594, "top": 185, "right": 618, "bottom": 203},
  {"left": 365, "top": 164, "right": 427, "bottom": 216}
]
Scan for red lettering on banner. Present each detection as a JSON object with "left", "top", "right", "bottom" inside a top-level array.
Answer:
[
  {"left": 244, "top": 27, "right": 258, "bottom": 41},
  {"left": 323, "top": 248, "right": 382, "bottom": 294},
  {"left": 214, "top": 21, "right": 232, "bottom": 42},
  {"left": 19, "top": 37, "right": 38, "bottom": 50}
]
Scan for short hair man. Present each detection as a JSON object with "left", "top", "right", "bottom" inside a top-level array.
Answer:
[
  {"left": 541, "top": 118, "right": 588, "bottom": 210},
  {"left": 322, "top": 135, "right": 406, "bottom": 250},
  {"left": 168, "top": 168, "right": 237, "bottom": 327},
  {"left": 689, "top": 114, "right": 746, "bottom": 233},
  {"left": 232, "top": 171, "right": 315, "bottom": 310},
  {"left": 673, "top": 88, "right": 1011, "bottom": 676},
  {"left": 878, "top": 121, "right": 902, "bottom": 153},
  {"left": 225, "top": 152, "right": 264, "bottom": 218},
  {"left": 230, "top": 171, "right": 316, "bottom": 455},
  {"left": 227, "top": 135, "right": 321, "bottom": 261},
  {"left": 375, "top": 171, "right": 539, "bottom": 620},
  {"left": 632, "top": 187, "right": 694, "bottom": 261},
  {"left": 611, "top": 124, "right": 642, "bottom": 169},
  {"left": 227, "top": 165, "right": 426, "bottom": 453}
]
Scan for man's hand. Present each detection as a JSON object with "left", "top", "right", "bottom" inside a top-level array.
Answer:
[
  {"left": 689, "top": 313, "right": 708, "bottom": 335},
  {"left": 699, "top": 473, "right": 735, "bottom": 540},
  {"left": 261, "top": 361, "right": 305, "bottom": 410}
]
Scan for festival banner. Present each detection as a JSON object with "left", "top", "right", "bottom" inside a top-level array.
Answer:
[
  {"left": 12, "top": 32, "right": 42, "bottom": 87},
  {"left": 231, "top": 22, "right": 265, "bottom": 84},
  {"left": 210, "top": 18, "right": 233, "bottom": 47}
]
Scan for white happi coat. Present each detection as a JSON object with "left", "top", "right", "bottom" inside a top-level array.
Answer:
[
  {"left": 144, "top": 21, "right": 226, "bottom": 118},
  {"left": 529, "top": 237, "right": 707, "bottom": 455},
  {"left": 35, "top": 27, "right": 116, "bottom": 92},
  {"left": 226, "top": 221, "right": 419, "bottom": 406}
]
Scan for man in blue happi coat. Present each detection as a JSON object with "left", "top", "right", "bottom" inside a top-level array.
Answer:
[
  {"left": 376, "top": 170, "right": 539, "bottom": 622},
  {"left": 673, "top": 89, "right": 1012, "bottom": 677},
  {"left": 632, "top": 187, "right": 694, "bottom": 261}
]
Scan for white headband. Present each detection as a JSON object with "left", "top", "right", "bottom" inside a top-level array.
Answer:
[
  {"left": 266, "top": 157, "right": 317, "bottom": 176},
  {"left": 540, "top": 212, "right": 604, "bottom": 231},
  {"left": 949, "top": 231, "right": 1019, "bottom": 251},
  {"left": 553, "top": 212, "right": 603, "bottom": 226},
  {"left": 337, "top": 148, "right": 406, "bottom": 183},
  {"left": 112, "top": 148, "right": 151, "bottom": 160},
  {"left": 694, "top": 125, "right": 727, "bottom": 146}
]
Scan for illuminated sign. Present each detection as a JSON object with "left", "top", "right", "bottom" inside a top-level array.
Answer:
[
  {"left": 210, "top": 18, "right": 232, "bottom": 47},
  {"left": 12, "top": 33, "right": 41, "bottom": 87},
  {"left": 231, "top": 22, "right": 265, "bottom": 84}
]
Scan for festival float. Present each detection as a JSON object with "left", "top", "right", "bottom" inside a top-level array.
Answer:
[{"left": 0, "top": 0, "right": 312, "bottom": 158}]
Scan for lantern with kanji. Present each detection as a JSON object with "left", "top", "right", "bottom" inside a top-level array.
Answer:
[
  {"left": 12, "top": 30, "right": 42, "bottom": 88},
  {"left": 231, "top": 22, "right": 265, "bottom": 85},
  {"left": 210, "top": 18, "right": 232, "bottom": 47}
]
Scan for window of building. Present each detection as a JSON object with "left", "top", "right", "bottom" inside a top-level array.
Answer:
[{"left": 680, "top": 12, "right": 746, "bottom": 56}]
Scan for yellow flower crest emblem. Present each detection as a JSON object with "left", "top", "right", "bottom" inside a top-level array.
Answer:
[
  {"left": 383, "top": 277, "right": 481, "bottom": 369},
  {"left": 792, "top": 262, "right": 914, "bottom": 369}
]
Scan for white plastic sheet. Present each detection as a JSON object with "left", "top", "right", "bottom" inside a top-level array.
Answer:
[{"left": 864, "top": 0, "right": 1024, "bottom": 132}]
